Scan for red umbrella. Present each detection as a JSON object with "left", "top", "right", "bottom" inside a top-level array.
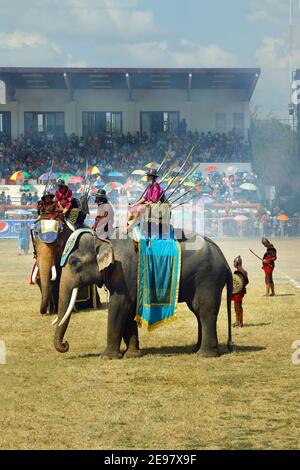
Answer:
[
  {"left": 205, "top": 166, "right": 218, "bottom": 172},
  {"left": 76, "top": 186, "right": 98, "bottom": 194},
  {"left": 68, "top": 176, "right": 85, "bottom": 184}
]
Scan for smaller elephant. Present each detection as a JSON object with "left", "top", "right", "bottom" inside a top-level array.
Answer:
[{"left": 54, "top": 229, "right": 232, "bottom": 358}]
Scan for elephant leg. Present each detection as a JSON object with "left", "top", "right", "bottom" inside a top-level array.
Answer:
[
  {"left": 196, "top": 293, "right": 221, "bottom": 357},
  {"left": 123, "top": 318, "right": 142, "bottom": 359},
  {"left": 101, "top": 294, "right": 127, "bottom": 360},
  {"left": 186, "top": 301, "right": 202, "bottom": 353}
]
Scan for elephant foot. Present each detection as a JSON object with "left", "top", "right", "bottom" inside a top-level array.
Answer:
[
  {"left": 101, "top": 350, "right": 123, "bottom": 360},
  {"left": 123, "top": 349, "right": 143, "bottom": 359},
  {"left": 196, "top": 348, "right": 220, "bottom": 358}
]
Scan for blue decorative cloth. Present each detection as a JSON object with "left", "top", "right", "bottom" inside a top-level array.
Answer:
[
  {"left": 60, "top": 228, "right": 94, "bottom": 266},
  {"left": 135, "top": 226, "right": 181, "bottom": 331},
  {"left": 34, "top": 219, "right": 62, "bottom": 244}
]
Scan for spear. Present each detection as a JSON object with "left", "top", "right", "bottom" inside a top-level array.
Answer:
[
  {"left": 159, "top": 145, "right": 195, "bottom": 201},
  {"left": 172, "top": 193, "right": 195, "bottom": 210},
  {"left": 44, "top": 156, "right": 54, "bottom": 195},
  {"left": 170, "top": 186, "right": 196, "bottom": 206},
  {"left": 249, "top": 249, "right": 263, "bottom": 261},
  {"left": 249, "top": 249, "right": 272, "bottom": 265},
  {"left": 159, "top": 161, "right": 178, "bottom": 184},
  {"left": 157, "top": 143, "right": 172, "bottom": 173},
  {"left": 166, "top": 161, "right": 201, "bottom": 202}
]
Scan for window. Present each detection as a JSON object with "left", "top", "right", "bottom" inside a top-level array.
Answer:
[
  {"left": 0, "top": 112, "right": 11, "bottom": 136},
  {"left": 24, "top": 112, "right": 65, "bottom": 137},
  {"left": 82, "top": 112, "right": 122, "bottom": 137},
  {"left": 216, "top": 113, "right": 227, "bottom": 133},
  {"left": 140, "top": 111, "right": 179, "bottom": 135},
  {"left": 233, "top": 113, "right": 245, "bottom": 135}
]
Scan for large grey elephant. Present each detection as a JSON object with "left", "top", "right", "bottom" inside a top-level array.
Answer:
[{"left": 54, "top": 229, "right": 233, "bottom": 358}]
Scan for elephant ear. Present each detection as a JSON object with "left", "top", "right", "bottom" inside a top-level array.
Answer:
[{"left": 96, "top": 239, "right": 114, "bottom": 272}]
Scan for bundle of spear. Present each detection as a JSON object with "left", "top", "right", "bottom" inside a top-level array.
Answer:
[{"left": 157, "top": 144, "right": 201, "bottom": 209}]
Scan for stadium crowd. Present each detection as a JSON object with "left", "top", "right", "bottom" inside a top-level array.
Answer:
[{"left": 0, "top": 129, "right": 250, "bottom": 180}]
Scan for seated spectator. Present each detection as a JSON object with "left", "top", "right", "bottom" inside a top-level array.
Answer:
[{"left": 21, "top": 193, "right": 27, "bottom": 205}]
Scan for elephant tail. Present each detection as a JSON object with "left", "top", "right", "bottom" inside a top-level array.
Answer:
[{"left": 226, "top": 268, "right": 233, "bottom": 352}]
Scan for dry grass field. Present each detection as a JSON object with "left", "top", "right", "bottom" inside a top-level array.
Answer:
[{"left": 0, "top": 237, "right": 299, "bottom": 450}]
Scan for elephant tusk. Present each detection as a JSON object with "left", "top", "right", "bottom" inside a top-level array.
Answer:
[
  {"left": 58, "top": 288, "right": 78, "bottom": 327},
  {"left": 32, "top": 265, "right": 39, "bottom": 284},
  {"left": 51, "top": 265, "right": 57, "bottom": 281},
  {"left": 52, "top": 316, "right": 58, "bottom": 326}
]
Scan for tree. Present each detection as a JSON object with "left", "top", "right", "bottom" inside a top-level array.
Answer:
[{"left": 250, "top": 111, "right": 299, "bottom": 192}]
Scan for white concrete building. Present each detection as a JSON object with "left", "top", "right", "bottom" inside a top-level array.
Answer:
[{"left": 0, "top": 67, "right": 260, "bottom": 140}]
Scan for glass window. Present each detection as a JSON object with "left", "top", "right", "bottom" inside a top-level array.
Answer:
[
  {"left": 83, "top": 112, "right": 122, "bottom": 137},
  {"left": 216, "top": 113, "right": 227, "bottom": 133},
  {"left": 233, "top": 113, "right": 244, "bottom": 134},
  {"left": 141, "top": 112, "right": 179, "bottom": 135},
  {"left": 24, "top": 112, "right": 65, "bottom": 137},
  {"left": 0, "top": 112, "right": 11, "bottom": 137}
]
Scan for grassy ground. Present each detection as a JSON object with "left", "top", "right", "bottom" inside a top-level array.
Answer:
[{"left": 0, "top": 238, "right": 299, "bottom": 450}]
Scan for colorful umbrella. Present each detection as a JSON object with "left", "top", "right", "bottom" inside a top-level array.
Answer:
[
  {"left": 67, "top": 176, "right": 85, "bottom": 184},
  {"left": 76, "top": 186, "right": 98, "bottom": 194},
  {"left": 240, "top": 183, "right": 257, "bottom": 191},
  {"left": 205, "top": 166, "right": 218, "bottom": 172},
  {"left": 195, "top": 186, "right": 202, "bottom": 192},
  {"left": 19, "top": 184, "right": 34, "bottom": 191},
  {"left": 108, "top": 171, "right": 124, "bottom": 177},
  {"left": 103, "top": 182, "right": 122, "bottom": 191},
  {"left": 10, "top": 171, "right": 30, "bottom": 181},
  {"left": 183, "top": 181, "right": 196, "bottom": 187},
  {"left": 132, "top": 170, "right": 146, "bottom": 175},
  {"left": 93, "top": 180, "right": 104, "bottom": 188},
  {"left": 38, "top": 172, "right": 60, "bottom": 181},
  {"left": 194, "top": 172, "right": 203, "bottom": 179},
  {"left": 87, "top": 166, "right": 100, "bottom": 175},
  {"left": 199, "top": 195, "right": 215, "bottom": 205},
  {"left": 59, "top": 173, "right": 74, "bottom": 182},
  {"left": 234, "top": 215, "right": 249, "bottom": 222},
  {"left": 226, "top": 166, "right": 237, "bottom": 175},
  {"left": 145, "top": 162, "right": 158, "bottom": 169},
  {"left": 277, "top": 214, "right": 289, "bottom": 221}
]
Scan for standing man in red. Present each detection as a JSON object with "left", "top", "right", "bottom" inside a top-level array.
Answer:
[{"left": 262, "top": 237, "right": 277, "bottom": 296}]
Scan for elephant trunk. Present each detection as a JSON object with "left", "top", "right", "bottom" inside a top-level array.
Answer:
[
  {"left": 54, "top": 283, "right": 78, "bottom": 353},
  {"left": 39, "top": 257, "right": 54, "bottom": 314}
]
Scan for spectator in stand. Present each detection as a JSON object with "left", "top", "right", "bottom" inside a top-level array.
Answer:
[
  {"left": 31, "top": 191, "right": 39, "bottom": 204},
  {"left": 20, "top": 193, "right": 28, "bottom": 205},
  {"left": 0, "top": 191, "right": 6, "bottom": 204},
  {"left": 6, "top": 195, "right": 12, "bottom": 205}
]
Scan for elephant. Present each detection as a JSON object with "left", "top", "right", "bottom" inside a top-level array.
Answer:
[{"left": 53, "top": 228, "right": 233, "bottom": 358}]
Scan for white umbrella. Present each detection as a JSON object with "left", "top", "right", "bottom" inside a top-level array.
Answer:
[
  {"left": 226, "top": 166, "right": 237, "bottom": 175},
  {"left": 240, "top": 183, "right": 257, "bottom": 191}
]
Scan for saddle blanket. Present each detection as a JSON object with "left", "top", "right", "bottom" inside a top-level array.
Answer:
[
  {"left": 34, "top": 219, "right": 62, "bottom": 243},
  {"left": 135, "top": 227, "right": 181, "bottom": 331},
  {"left": 60, "top": 228, "right": 94, "bottom": 266}
]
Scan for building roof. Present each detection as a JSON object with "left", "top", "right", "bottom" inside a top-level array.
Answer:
[{"left": 0, "top": 67, "right": 260, "bottom": 100}]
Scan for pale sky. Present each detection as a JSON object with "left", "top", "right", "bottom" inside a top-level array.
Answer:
[{"left": 0, "top": 0, "right": 300, "bottom": 119}]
